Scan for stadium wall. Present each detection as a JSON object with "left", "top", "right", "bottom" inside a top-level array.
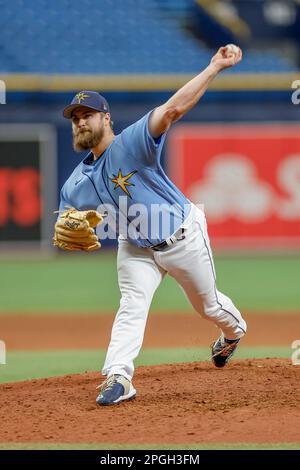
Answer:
[{"left": 0, "top": 90, "right": 299, "bottom": 251}]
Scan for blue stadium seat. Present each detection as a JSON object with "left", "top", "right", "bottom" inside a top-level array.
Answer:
[{"left": 0, "top": 0, "right": 296, "bottom": 74}]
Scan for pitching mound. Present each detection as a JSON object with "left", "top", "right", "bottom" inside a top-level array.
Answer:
[{"left": 1, "top": 359, "right": 299, "bottom": 445}]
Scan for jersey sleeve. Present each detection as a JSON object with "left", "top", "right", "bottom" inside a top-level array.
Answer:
[
  {"left": 58, "top": 183, "right": 71, "bottom": 213},
  {"left": 120, "top": 110, "right": 166, "bottom": 167}
]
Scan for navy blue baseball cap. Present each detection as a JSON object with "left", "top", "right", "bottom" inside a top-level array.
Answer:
[{"left": 63, "top": 91, "right": 110, "bottom": 119}]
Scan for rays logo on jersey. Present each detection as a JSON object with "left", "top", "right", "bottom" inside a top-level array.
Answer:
[{"left": 111, "top": 169, "right": 137, "bottom": 198}]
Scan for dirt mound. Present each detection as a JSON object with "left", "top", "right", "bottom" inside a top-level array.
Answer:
[{"left": 0, "top": 359, "right": 299, "bottom": 445}]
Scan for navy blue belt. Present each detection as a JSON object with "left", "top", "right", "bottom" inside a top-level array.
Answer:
[{"left": 150, "top": 228, "right": 186, "bottom": 251}]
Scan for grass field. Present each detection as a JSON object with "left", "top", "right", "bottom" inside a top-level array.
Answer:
[
  {"left": 0, "top": 252, "right": 299, "bottom": 384},
  {"left": 0, "top": 252, "right": 300, "bottom": 313}
]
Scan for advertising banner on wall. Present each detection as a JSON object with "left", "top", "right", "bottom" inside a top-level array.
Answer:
[
  {"left": 167, "top": 124, "right": 300, "bottom": 250},
  {"left": 0, "top": 124, "right": 57, "bottom": 250}
]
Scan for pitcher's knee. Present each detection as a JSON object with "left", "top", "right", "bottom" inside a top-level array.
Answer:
[{"left": 118, "top": 290, "right": 153, "bottom": 317}]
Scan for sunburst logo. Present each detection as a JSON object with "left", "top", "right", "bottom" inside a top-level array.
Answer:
[
  {"left": 111, "top": 169, "right": 137, "bottom": 198},
  {"left": 75, "top": 92, "right": 89, "bottom": 103}
]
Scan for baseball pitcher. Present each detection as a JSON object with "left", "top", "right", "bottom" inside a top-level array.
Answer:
[{"left": 54, "top": 45, "right": 247, "bottom": 405}]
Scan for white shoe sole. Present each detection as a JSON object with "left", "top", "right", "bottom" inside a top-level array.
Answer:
[{"left": 113, "top": 386, "right": 136, "bottom": 404}]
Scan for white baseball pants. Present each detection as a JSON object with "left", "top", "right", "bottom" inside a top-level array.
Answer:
[{"left": 102, "top": 204, "right": 247, "bottom": 380}]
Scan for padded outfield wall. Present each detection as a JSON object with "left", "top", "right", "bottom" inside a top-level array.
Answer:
[{"left": 0, "top": 88, "right": 299, "bottom": 252}]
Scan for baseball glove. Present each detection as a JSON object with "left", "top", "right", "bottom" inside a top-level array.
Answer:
[{"left": 53, "top": 208, "right": 104, "bottom": 251}]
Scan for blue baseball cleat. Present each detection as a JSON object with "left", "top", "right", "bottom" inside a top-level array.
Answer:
[
  {"left": 96, "top": 374, "right": 136, "bottom": 406},
  {"left": 211, "top": 334, "right": 240, "bottom": 368}
]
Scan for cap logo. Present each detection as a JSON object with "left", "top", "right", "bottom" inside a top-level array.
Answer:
[{"left": 75, "top": 92, "right": 90, "bottom": 103}]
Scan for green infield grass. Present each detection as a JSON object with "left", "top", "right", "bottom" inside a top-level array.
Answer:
[{"left": 1, "top": 253, "right": 300, "bottom": 314}]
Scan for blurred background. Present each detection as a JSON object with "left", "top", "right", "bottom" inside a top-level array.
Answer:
[{"left": 0, "top": 0, "right": 299, "bottom": 383}]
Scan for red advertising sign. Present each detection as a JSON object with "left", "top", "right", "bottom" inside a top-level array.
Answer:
[
  {"left": 0, "top": 124, "right": 56, "bottom": 248},
  {"left": 167, "top": 124, "right": 300, "bottom": 249},
  {"left": 0, "top": 168, "right": 41, "bottom": 228}
]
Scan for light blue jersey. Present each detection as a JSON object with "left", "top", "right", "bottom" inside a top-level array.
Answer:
[{"left": 60, "top": 110, "right": 191, "bottom": 247}]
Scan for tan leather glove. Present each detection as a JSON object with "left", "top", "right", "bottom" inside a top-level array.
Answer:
[{"left": 53, "top": 208, "right": 104, "bottom": 251}]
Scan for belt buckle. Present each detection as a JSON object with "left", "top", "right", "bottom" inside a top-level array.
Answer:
[
  {"left": 173, "top": 227, "right": 186, "bottom": 242},
  {"left": 151, "top": 228, "right": 185, "bottom": 251},
  {"left": 151, "top": 240, "right": 168, "bottom": 251}
]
